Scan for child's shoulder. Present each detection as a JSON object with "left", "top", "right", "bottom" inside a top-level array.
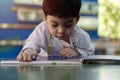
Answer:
[
  {"left": 35, "top": 21, "right": 49, "bottom": 31},
  {"left": 75, "top": 27, "right": 89, "bottom": 36},
  {"left": 36, "top": 21, "right": 47, "bottom": 28},
  {"left": 74, "top": 26, "right": 91, "bottom": 40}
]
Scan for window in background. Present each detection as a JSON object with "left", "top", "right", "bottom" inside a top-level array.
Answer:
[
  {"left": 17, "top": 9, "right": 43, "bottom": 22},
  {"left": 77, "top": 1, "right": 98, "bottom": 30},
  {"left": 14, "top": 0, "right": 43, "bottom": 6}
]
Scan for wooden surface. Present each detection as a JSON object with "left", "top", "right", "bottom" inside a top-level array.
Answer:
[
  {"left": 11, "top": 6, "right": 42, "bottom": 12},
  {"left": 0, "top": 40, "right": 24, "bottom": 46},
  {"left": 0, "top": 23, "right": 36, "bottom": 29}
]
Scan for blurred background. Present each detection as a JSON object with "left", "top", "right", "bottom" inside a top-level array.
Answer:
[{"left": 0, "top": 0, "right": 120, "bottom": 59}]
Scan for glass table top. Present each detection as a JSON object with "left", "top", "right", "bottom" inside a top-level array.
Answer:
[{"left": 0, "top": 64, "right": 120, "bottom": 80}]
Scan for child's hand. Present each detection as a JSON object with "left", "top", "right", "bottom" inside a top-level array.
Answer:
[
  {"left": 17, "top": 48, "right": 38, "bottom": 62},
  {"left": 60, "top": 47, "right": 80, "bottom": 58}
]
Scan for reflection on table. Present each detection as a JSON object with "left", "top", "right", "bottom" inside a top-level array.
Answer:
[{"left": 0, "top": 64, "right": 120, "bottom": 80}]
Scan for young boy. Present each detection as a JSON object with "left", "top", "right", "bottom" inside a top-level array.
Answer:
[{"left": 17, "top": 0, "right": 95, "bottom": 62}]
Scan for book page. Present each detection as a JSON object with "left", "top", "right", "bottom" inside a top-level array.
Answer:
[
  {"left": 84, "top": 55, "right": 120, "bottom": 60},
  {"left": 0, "top": 56, "right": 82, "bottom": 66}
]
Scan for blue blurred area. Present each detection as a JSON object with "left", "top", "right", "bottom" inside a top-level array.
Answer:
[
  {"left": 0, "top": 46, "right": 22, "bottom": 59},
  {"left": 0, "top": 29, "right": 33, "bottom": 40},
  {"left": 0, "top": 0, "right": 17, "bottom": 23},
  {"left": 87, "top": 30, "right": 99, "bottom": 39},
  {"left": 0, "top": 29, "right": 33, "bottom": 58}
]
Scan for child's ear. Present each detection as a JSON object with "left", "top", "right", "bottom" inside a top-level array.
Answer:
[
  {"left": 44, "top": 14, "right": 47, "bottom": 21},
  {"left": 76, "top": 15, "right": 80, "bottom": 22}
]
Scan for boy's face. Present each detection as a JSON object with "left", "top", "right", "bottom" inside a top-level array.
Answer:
[{"left": 45, "top": 15, "right": 79, "bottom": 40}]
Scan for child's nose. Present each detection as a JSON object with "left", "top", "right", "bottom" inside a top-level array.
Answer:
[{"left": 58, "top": 26, "right": 65, "bottom": 34}]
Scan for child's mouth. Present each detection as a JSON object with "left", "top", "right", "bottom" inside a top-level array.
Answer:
[{"left": 56, "top": 36, "right": 64, "bottom": 39}]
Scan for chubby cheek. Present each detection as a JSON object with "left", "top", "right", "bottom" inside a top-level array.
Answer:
[
  {"left": 66, "top": 29, "right": 73, "bottom": 35},
  {"left": 49, "top": 28, "right": 57, "bottom": 36}
]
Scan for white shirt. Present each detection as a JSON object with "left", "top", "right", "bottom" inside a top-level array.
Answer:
[{"left": 22, "top": 21, "right": 95, "bottom": 57}]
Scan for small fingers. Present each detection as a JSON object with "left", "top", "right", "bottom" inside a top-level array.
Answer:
[
  {"left": 17, "top": 49, "right": 38, "bottom": 62},
  {"left": 17, "top": 53, "right": 23, "bottom": 62},
  {"left": 60, "top": 47, "right": 78, "bottom": 58},
  {"left": 22, "top": 52, "right": 28, "bottom": 61},
  {"left": 60, "top": 48, "right": 71, "bottom": 57},
  {"left": 27, "top": 53, "right": 32, "bottom": 62},
  {"left": 23, "top": 52, "right": 37, "bottom": 62},
  {"left": 31, "top": 54, "right": 37, "bottom": 60}
]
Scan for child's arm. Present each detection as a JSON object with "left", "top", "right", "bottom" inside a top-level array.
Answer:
[
  {"left": 17, "top": 23, "right": 48, "bottom": 61},
  {"left": 60, "top": 47, "right": 80, "bottom": 57},
  {"left": 17, "top": 48, "right": 38, "bottom": 62}
]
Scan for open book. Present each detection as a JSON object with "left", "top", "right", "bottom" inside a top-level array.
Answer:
[
  {"left": 83, "top": 55, "right": 120, "bottom": 64},
  {"left": 1, "top": 55, "right": 120, "bottom": 65},
  {"left": 0, "top": 56, "right": 83, "bottom": 66}
]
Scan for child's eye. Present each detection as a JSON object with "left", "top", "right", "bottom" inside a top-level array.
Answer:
[
  {"left": 52, "top": 24, "right": 58, "bottom": 27},
  {"left": 64, "top": 25, "right": 72, "bottom": 28}
]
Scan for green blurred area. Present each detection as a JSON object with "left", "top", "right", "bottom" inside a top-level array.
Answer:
[{"left": 98, "top": 0, "right": 120, "bottom": 39}]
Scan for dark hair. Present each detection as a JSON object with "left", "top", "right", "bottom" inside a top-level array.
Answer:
[{"left": 42, "top": 0, "right": 81, "bottom": 18}]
